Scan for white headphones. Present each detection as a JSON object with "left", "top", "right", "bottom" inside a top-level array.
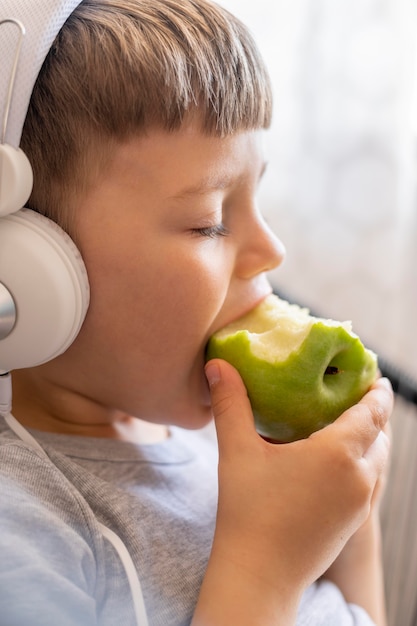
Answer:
[
  {"left": 0, "top": 5, "right": 150, "bottom": 623},
  {"left": 0, "top": 0, "right": 90, "bottom": 373}
]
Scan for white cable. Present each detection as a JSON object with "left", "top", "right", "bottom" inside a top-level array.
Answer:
[
  {"left": 0, "top": 372, "right": 13, "bottom": 417},
  {"left": 98, "top": 523, "right": 149, "bottom": 626},
  {"left": 1, "top": 406, "right": 148, "bottom": 626},
  {"left": 3, "top": 412, "right": 49, "bottom": 457}
]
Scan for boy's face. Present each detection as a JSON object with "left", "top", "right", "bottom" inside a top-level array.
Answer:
[{"left": 41, "top": 119, "right": 285, "bottom": 429}]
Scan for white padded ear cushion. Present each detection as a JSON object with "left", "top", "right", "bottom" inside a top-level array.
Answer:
[
  {"left": 0, "top": 144, "right": 33, "bottom": 217},
  {"left": 0, "top": 208, "right": 90, "bottom": 371}
]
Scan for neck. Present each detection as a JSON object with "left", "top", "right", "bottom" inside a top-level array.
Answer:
[{"left": 10, "top": 369, "right": 169, "bottom": 445}]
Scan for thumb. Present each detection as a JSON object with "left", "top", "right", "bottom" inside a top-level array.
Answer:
[{"left": 205, "top": 358, "right": 258, "bottom": 456}]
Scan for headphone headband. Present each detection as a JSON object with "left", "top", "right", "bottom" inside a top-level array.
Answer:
[{"left": 0, "top": 0, "right": 82, "bottom": 149}]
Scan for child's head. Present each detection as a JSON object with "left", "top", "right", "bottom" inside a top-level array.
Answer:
[
  {"left": 12, "top": 0, "right": 284, "bottom": 434},
  {"left": 21, "top": 0, "right": 272, "bottom": 233}
]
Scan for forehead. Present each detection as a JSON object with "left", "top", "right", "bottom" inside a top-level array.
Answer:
[{"left": 102, "top": 122, "right": 266, "bottom": 199}]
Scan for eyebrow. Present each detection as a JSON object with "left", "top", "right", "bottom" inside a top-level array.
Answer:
[{"left": 169, "top": 161, "right": 268, "bottom": 201}]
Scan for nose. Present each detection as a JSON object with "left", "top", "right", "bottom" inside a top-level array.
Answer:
[{"left": 236, "top": 213, "right": 286, "bottom": 279}]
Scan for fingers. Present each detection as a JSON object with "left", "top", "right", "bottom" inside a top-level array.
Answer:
[
  {"left": 206, "top": 362, "right": 394, "bottom": 458},
  {"left": 359, "top": 376, "right": 393, "bottom": 412},
  {"left": 320, "top": 377, "right": 393, "bottom": 459},
  {"left": 205, "top": 359, "right": 258, "bottom": 456}
]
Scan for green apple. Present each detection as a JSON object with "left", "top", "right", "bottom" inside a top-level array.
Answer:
[{"left": 206, "top": 294, "right": 378, "bottom": 442}]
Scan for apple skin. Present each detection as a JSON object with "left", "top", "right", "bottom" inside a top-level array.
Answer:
[{"left": 206, "top": 317, "right": 378, "bottom": 443}]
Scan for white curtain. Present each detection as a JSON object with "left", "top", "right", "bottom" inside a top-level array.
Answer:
[{"left": 219, "top": 0, "right": 417, "bottom": 380}]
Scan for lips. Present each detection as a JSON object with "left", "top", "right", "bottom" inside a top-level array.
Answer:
[{"left": 215, "top": 289, "right": 273, "bottom": 335}]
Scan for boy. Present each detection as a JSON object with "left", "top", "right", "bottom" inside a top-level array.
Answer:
[{"left": 0, "top": 0, "right": 392, "bottom": 624}]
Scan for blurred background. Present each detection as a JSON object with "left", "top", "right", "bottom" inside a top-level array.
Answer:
[
  {"left": 220, "top": 0, "right": 417, "bottom": 380},
  {"left": 218, "top": 1, "right": 417, "bottom": 624}
]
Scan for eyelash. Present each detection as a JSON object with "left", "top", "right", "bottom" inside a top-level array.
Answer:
[{"left": 191, "top": 223, "right": 230, "bottom": 239}]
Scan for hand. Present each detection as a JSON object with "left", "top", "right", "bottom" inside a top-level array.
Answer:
[
  {"left": 194, "top": 360, "right": 392, "bottom": 625},
  {"left": 322, "top": 418, "right": 392, "bottom": 626}
]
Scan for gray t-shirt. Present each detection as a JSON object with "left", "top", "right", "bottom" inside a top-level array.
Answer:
[{"left": 0, "top": 419, "right": 375, "bottom": 626}]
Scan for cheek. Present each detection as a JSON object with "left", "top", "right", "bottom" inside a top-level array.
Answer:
[{"left": 82, "top": 241, "right": 229, "bottom": 361}]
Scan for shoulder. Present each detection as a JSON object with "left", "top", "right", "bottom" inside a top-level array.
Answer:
[
  {"left": 0, "top": 429, "right": 102, "bottom": 540},
  {"left": 0, "top": 432, "right": 105, "bottom": 624},
  {"left": 0, "top": 427, "right": 106, "bottom": 580}
]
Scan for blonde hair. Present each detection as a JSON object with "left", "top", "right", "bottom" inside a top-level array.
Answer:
[{"left": 21, "top": 0, "right": 272, "bottom": 231}]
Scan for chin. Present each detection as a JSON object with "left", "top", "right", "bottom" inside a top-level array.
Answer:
[
  {"left": 168, "top": 379, "right": 214, "bottom": 431},
  {"left": 169, "top": 366, "right": 213, "bottom": 430},
  {"left": 169, "top": 395, "right": 214, "bottom": 430}
]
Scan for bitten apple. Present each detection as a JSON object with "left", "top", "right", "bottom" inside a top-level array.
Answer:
[{"left": 206, "top": 294, "right": 378, "bottom": 442}]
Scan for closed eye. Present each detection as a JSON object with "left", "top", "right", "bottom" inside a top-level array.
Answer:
[{"left": 190, "top": 224, "right": 230, "bottom": 238}]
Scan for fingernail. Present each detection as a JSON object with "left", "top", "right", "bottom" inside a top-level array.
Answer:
[
  {"left": 378, "top": 377, "right": 393, "bottom": 390},
  {"left": 205, "top": 361, "right": 221, "bottom": 387}
]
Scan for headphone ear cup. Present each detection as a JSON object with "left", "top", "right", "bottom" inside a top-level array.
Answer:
[
  {"left": 0, "top": 144, "right": 33, "bottom": 217},
  {"left": 0, "top": 208, "right": 90, "bottom": 371}
]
